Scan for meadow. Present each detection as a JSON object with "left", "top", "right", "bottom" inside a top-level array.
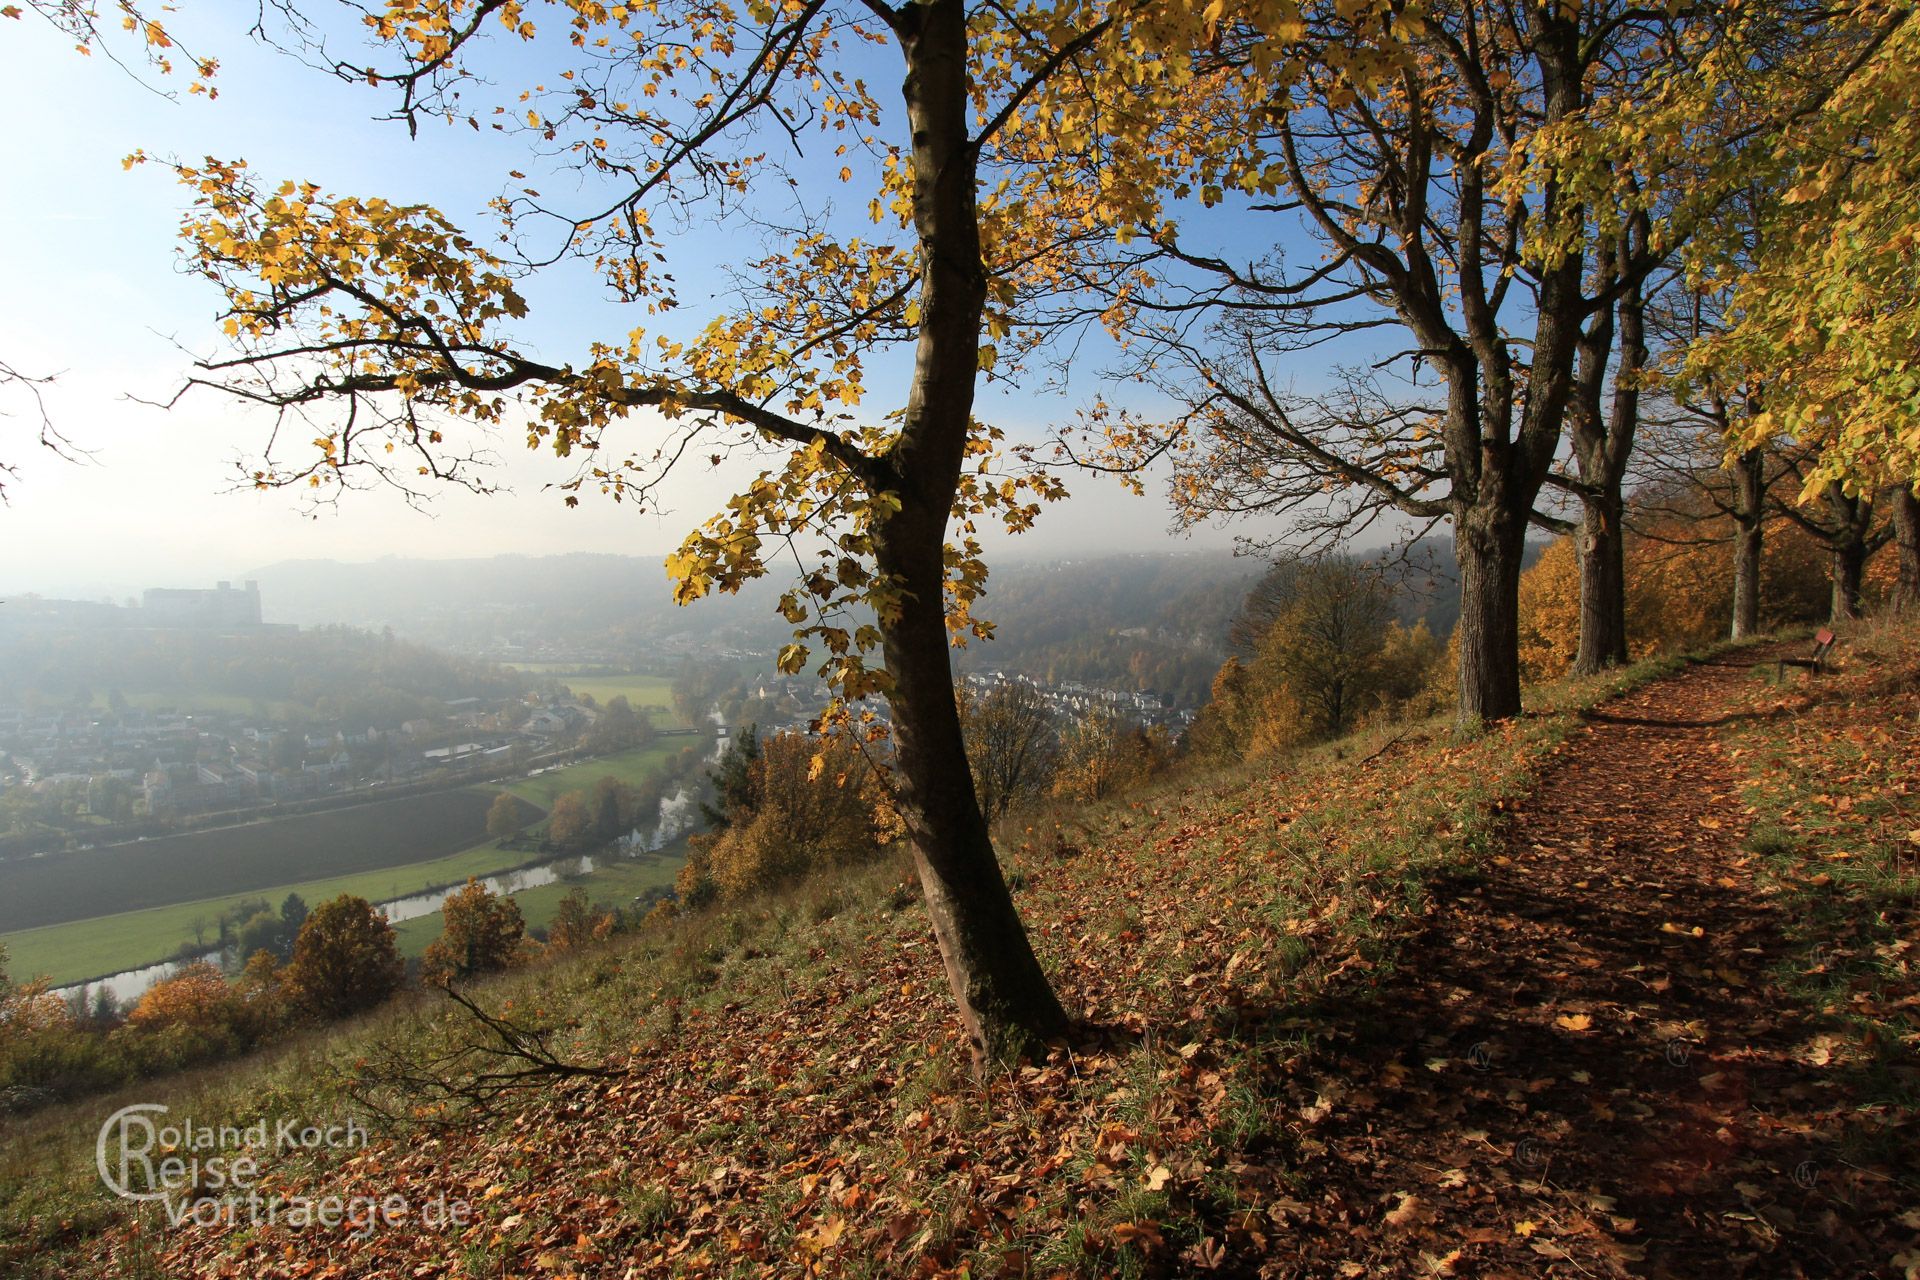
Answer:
[
  {"left": 517, "top": 671, "right": 681, "bottom": 721},
  {"left": 1, "top": 836, "right": 544, "bottom": 986},
  {"left": 1, "top": 743, "right": 688, "bottom": 985},
  {"left": 0, "top": 790, "right": 525, "bottom": 935},
  {"left": 503, "top": 740, "right": 685, "bottom": 808}
]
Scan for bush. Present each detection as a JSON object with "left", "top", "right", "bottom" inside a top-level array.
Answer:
[
  {"left": 681, "top": 731, "right": 894, "bottom": 905},
  {"left": 546, "top": 887, "right": 615, "bottom": 953}
]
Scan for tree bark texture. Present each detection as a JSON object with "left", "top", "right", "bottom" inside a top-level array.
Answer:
[
  {"left": 873, "top": 0, "right": 1067, "bottom": 1066},
  {"left": 1729, "top": 448, "right": 1765, "bottom": 639}
]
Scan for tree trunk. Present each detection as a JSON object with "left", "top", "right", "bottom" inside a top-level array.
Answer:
[
  {"left": 1454, "top": 508, "right": 1527, "bottom": 724},
  {"left": 1822, "top": 481, "right": 1870, "bottom": 623},
  {"left": 1568, "top": 226, "right": 1642, "bottom": 675},
  {"left": 1830, "top": 542, "right": 1866, "bottom": 622},
  {"left": 1729, "top": 447, "right": 1764, "bottom": 639},
  {"left": 876, "top": 523, "right": 1068, "bottom": 1065},
  {"left": 871, "top": 0, "right": 1067, "bottom": 1066},
  {"left": 1574, "top": 490, "right": 1628, "bottom": 673},
  {"left": 1892, "top": 486, "right": 1920, "bottom": 615}
]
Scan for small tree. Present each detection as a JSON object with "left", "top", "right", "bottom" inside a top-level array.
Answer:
[
  {"left": 545, "top": 791, "right": 596, "bottom": 849},
  {"left": 486, "top": 791, "right": 525, "bottom": 841},
  {"left": 1249, "top": 559, "right": 1396, "bottom": 740},
  {"left": 684, "top": 732, "right": 894, "bottom": 904},
  {"left": 284, "top": 896, "right": 404, "bottom": 1022},
  {"left": 129, "top": 962, "right": 238, "bottom": 1033},
  {"left": 235, "top": 910, "right": 292, "bottom": 963},
  {"left": 584, "top": 696, "right": 654, "bottom": 755},
  {"left": 546, "top": 888, "right": 613, "bottom": 954},
  {"left": 959, "top": 683, "right": 1060, "bottom": 824},
  {"left": 421, "top": 879, "right": 526, "bottom": 987},
  {"left": 699, "top": 727, "right": 761, "bottom": 832},
  {"left": 1051, "top": 707, "right": 1169, "bottom": 804}
]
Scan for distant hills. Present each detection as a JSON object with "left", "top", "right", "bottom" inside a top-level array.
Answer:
[{"left": 239, "top": 542, "right": 1521, "bottom": 708}]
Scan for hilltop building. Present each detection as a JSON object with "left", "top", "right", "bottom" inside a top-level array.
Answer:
[{"left": 140, "top": 581, "right": 263, "bottom": 629}]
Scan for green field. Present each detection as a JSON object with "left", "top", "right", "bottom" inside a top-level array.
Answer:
[
  {"left": 0, "top": 789, "right": 526, "bottom": 933},
  {"left": 554, "top": 674, "right": 681, "bottom": 721},
  {"left": 0, "top": 835, "right": 548, "bottom": 986},
  {"left": 386, "top": 847, "right": 685, "bottom": 958},
  {"left": 505, "top": 741, "right": 687, "bottom": 809},
  {"left": 1, "top": 743, "right": 693, "bottom": 987}
]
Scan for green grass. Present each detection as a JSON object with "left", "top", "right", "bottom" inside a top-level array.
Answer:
[
  {"left": 5, "top": 744, "right": 691, "bottom": 985},
  {"left": 554, "top": 674, "right": 679, "bottom": 720},
  {"left": 0, "top": 836, "right": 548, "bottom": 987},
  {"left": 3, "top": 744, "right": 692, "bottom": 986},
  {"left": 504, "top": 741, "right": 684, "bottom": 809},
  {"left": 387, "top": 848, "right": 686, "bottom": 958}
]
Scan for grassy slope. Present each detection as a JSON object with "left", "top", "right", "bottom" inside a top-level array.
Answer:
[
  {"left": 1719, "top": 622, "right": 1920, "bottom": 1103},
  {"left": 3, "top": 744, "right": 685, "bottom": 987},
  {"left": 2, "top": 645, "right": 1794, "bottom": 1278}
]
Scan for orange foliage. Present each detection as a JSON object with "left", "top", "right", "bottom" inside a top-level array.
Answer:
[
  {"left": 421, "top": 879, "right": 527, "bottom": 986},
  {"left": 284, "top": 895, "right": 404, "bottom": 1021},
  {"left": 128, "top": 961, "right": 237, "bottom": 1032},
  {"left": 1519, "top": 510, "right": 1835, "bottom": 681}
]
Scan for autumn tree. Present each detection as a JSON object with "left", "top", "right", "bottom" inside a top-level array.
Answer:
[
  {"left": 1060, "top": 2, "right": 1641, "bottom": 720},
  {"left": 958, "top": 681, "right": 1060, "bottom": 823},
  {"left": 683, "top": 730, "right": 895, "bottom": 902},
  {"left": 1683, "top": 5, "right": 1920, "bottom": 497},
  {"left": 128, "top": 961, "right": 239, "bottom": 1033},
  {"left": 487, "top": 790, "right": 526, "bottom": 840},
  {"left": 545, "top": 790, "right": 596, "bottom": 850},
  {"left": 421, "top": 879, "right": 526, "bottom": 986},
  {"left": 1195, "top": 557, "right": 1440, "bottom": 755},
  {"left": 1050, "top": 706, "right": 1168, "bottom": 803},
  {"left": 546, "top": 887, "right": 614, "bottom": 953},
  {"left": 1067, "top": 1, "right": 1847, "bottom": 711},
  {"left": 1634, "top": 276, "right": 1780, "bottom": 640},
  {"left": 143, "top": 0, "right": 1232, "bottom": 1061},
  {"left": 584, "top": 695, "right": 654, "bottom": 755},
  {"left": 284, "top": 895, "right": 404, "bottom": 1021}
]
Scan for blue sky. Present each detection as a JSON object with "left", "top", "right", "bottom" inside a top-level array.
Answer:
[{"left": 0, "top": 1, "right": 1316, "bottom": 600}]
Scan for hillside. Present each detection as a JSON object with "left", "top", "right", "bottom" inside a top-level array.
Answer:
[{"left": 3, "top": 623, "right": 1914, "bottom": 1278}]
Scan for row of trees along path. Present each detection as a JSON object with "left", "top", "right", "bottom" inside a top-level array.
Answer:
[{"left": 1238, "top": 646, "right": 1912, "bottom": 1278}]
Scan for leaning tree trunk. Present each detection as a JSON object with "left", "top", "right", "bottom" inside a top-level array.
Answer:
[
  {"left": 1454, "top": 503, "right": 1528, "bottom": 724},
  {"left": 1729, "top": 447, "right": 1765, "bottom": 639},
  {"left": 876, "top": 518, "right": 1069, "bottom": 1065},
  {"left": 870, "top": 0, "right": 1067, "bottom": 1067},
  {"left": 1892, "top": 485, "right": 1920, "bottom": 615}
]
